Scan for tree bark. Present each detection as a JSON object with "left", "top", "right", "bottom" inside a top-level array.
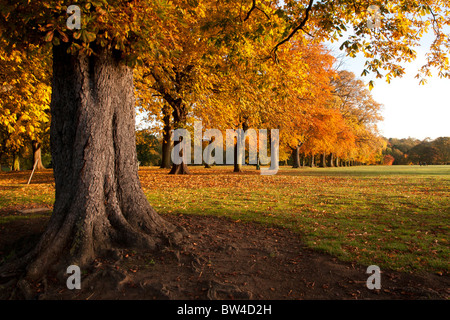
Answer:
[
  {"left": 169, "top": 101, "right": 190, "bottom": 175},
  {"left": 204, "top": 139, "right": 213, "bottom": 168},
  {"left": 1, "top": 45, "right": 186, "bottom": 281},
  {"left": 31, "top": 140, "right": 45, "bottom": 171},
  {"left": 327, "top": 153, "right": 334, "bottom": 167},
  {"left": 233, "top": 140, "right": 243, "bottom": 173},
  {"left": 169, "top": 137, "right": 190, "bottom": 174},
  {"left": 292, "top": 147, "right": 300, "bottom": 168},
  {"left": 309, "top": 154, "right": 315, "bottom": 167},
  {"left": 160, "top": 105, "right": 172, "bottom": 169},
  {"left": 319, "top": 152, "right": 327, "bottom": 168},
  {"left": 233, "top": 122, "right": 248, "bottom": 173}
]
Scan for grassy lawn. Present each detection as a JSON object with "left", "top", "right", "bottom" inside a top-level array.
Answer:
[{"left": 0, "top": 165, "right": 448, "bottom": 274}]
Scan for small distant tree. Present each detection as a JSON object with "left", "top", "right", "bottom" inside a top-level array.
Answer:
[
  {"left": 408, "top": 142, "right": 439, "bottom": 165},
  {"left": 431, "top": 137, "right": 450, "bottom": 164},
  {"left": 136, "top": 129, "right": 162, "bottom": 167},
  {"left": 383, "top": 154, "right": 395, "bottom": 165}
]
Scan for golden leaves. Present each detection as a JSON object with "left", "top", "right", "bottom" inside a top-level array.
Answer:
[{"left": 0, "top": 39, "right": 51, "bottom": 152}]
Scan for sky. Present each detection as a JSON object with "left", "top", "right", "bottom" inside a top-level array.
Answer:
[{"left": 326, "top": 34, "right": 450, "bottom": 141}]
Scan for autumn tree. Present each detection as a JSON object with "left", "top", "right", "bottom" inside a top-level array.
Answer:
[
  {"left": 135, "top": 129, "right": 161, "bottom": 166},
  {"left": 392, "top": 137, "right": 450, "bottom": 165},
  {"left": 135, "top": 0, "right": 286, "bottom": 174},
  {"left": 0, "top": 1, "right": 189, "bottom": 281},
  {"left": 0, "top": 0, "right": 448, "bottom": 284},
  {"left": 329, "top": 70, "right": 384, "bottom": 165},
  {"left": 0, "top": 39, "right": 51, "bottom": 171},
  {"left": 432, "top": 137, "right": 450, "bottom": 165},
  {"left": 384, "top": 137, "right": 421, "bottom": 164}
]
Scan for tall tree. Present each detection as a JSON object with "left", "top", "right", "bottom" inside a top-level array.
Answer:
[
  {"left": 0, "top": 0, "right": 448, "bottom": 283},
  {"left": 0, "top": 39, "right": 50, "bottom": 170},
  {"left": 0, "top": 0, "right": 188, "bottom": 281}
]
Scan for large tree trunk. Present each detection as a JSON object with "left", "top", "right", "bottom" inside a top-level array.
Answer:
[
  {"left": 1, "top": 45, "right": 186, "bottom": 281},
  {"left": 31, "top": 140, "right": 45, "bottom": 171},
  {"left": 169, "top": 103, "right": 190, "bottom": 175},
  {"left": 160, "top": 105, "right": 172, "bottom": 169}
]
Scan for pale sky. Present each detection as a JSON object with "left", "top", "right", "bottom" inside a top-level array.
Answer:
[{"left": 326, "top": 34, "right": 450, "bottom": 141}]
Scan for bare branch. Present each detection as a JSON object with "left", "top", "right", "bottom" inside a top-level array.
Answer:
[
  {"left": 243, "top": 0, "right": 270, "bottom": 22},
  {"left": 272, "top": 0, "right": 314, "bottom": 55}
]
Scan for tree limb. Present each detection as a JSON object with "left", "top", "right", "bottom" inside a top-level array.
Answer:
[
  {"left": 243, "top": 0, "right": 270, "bottom": 22},
  {"left": 272, "top": 0, "right": 315, "bottom": 55}
]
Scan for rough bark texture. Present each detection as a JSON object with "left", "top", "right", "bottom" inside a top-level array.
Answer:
[
  {"left": 32, "top": 140, "right": 45, "bottom": 171},
  {"left": 1, "top": 45, "right": 187, "bottom": 281}
]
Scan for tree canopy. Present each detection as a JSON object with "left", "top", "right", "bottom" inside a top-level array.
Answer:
[{"left": 1, "top": 0, "right": 449, "bottom": 284}]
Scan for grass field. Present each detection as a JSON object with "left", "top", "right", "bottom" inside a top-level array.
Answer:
[{"left": 0, "top": 165, "right": 448, "bottom": 274}]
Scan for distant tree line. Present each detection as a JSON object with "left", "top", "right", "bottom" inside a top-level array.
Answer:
[
  {"left": 383, "top": 137, "right": 450, "bottom": 165},
  {"left": 136, "top": 133, "right": 450, "bottom": 168}
]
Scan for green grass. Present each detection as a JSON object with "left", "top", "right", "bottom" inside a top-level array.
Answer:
[
  {"left": 143, "top": 165, "right": 449, "bottom": 274},
  {"left": 1, "top": 165, "right": 448, "bottom": 274},
  {"left": 0, "top": 214, "right": 51, "bottom": 224}
]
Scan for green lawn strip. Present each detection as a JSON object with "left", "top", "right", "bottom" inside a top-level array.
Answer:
[
  {"left": 0, "top": 213, "right": 52, "bottom": 224},
  {"left": 0, "top": 165, "right": 448, "bottom": 274},
  {"left": 145, "top": 169, "right": 449, "bottom": 274},
  {"left": 0, "top": 184, "right": 54, "bottom": 209}
]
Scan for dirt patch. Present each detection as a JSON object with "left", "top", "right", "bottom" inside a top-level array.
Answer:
[{"left": 0, "top": 214, "right": 448, "bottom": 300}]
